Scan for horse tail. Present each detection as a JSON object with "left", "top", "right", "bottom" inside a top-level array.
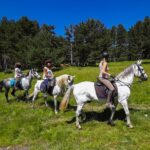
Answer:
[
  {"left": 59, "top": 85, "right": 74, "bottom": 111},
  {"left": 0, "top": 80, "right": 3, "bottom": 92}
]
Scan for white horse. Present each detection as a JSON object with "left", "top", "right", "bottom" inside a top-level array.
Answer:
[
  {"left": 32, "top": 74, "right": 75, "bottom": 114},
  {"left": 60, "top": 60, "right": 148, "bottom": 129}
]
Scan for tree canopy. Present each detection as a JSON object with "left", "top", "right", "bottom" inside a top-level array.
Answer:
[{"left": 0, "top": 16, "right": 149, "bottom": 70}]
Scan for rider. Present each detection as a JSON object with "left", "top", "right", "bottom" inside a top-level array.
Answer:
[
  {"left": 99, "top": 51, "right": 115, "bottom": 108},
  {"left": 43, "top": 59, "right": 54, "bottom": 91},
  {"left": 11, "top": 62, "right": 24, "bottom": 96}
]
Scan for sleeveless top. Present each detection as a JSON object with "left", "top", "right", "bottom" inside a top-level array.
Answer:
[
  {"left": 43, "top": 67, "right": 53, "bottom": 79},
  {"left": 99, "top": 61, "right": 109, "bottom": 78},
  {"left": 15, "top": 67, "right": 23, "bottom": 78}
]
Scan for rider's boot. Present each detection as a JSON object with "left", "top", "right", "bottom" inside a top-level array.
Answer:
[
  {"left": 106, "top": 90, "right": 115, "bottom": 109},
  {"left": 11, "top": 88, "right": 16, "bottom": 96},
  {"left": 11, "top": 80, "right": 19, "bottom": 96}
]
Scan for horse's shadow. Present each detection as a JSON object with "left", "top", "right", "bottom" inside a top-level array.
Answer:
[
  {"left": 66, "top": 107, "right": 141, "bottom": 124},
  {"left": 143, "top": 61, "right": 150, "bottom": 64}
]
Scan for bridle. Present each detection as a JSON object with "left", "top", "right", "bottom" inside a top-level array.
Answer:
[
  {"left": 114, "top": 63, "right": 146, "bottom": 88},
  {"left": 114, "top": 77, "right": 131, "bottom": 88},
  {"left": 67, "top": 76, "right": 74, "bottom": 88},
  {"left": 135, "top": 63, "right": 146, "bottom": 81},
  {"left": 31, "top": 69, "right": 40, "bottom": 79}
]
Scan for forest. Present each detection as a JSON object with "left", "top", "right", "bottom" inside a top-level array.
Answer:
[{"left": 0, "top": 16, "right": 150, "bottom": 70}]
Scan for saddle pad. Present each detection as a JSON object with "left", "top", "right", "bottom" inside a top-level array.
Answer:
[
  {"left": 94, "top": 83, "right": 107, "bottom": 100},
  {"left": 40, "top": 79, "right": 55, "bottom": 95},
  {"left": 40, "top": 80, "right": 47, "bottom": 93},
  {"left": 94, "top": 82, "right": 118, "bottom": 100},
  {"left": 10, "top": 79, "right": 16, "bottom": 87},
  {"left": 10, "top": 79, "right": 22, "bottom": 89}
]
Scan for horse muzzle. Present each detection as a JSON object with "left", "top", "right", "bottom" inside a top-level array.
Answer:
[{"left": 140, "top": 74, "right": 148, "bottom": 81}]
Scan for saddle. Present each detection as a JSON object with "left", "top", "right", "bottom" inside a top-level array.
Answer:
[
  {"left": 10, "top": 79, "right": 22, "bottom": 89},
  {"left": 40, "top": 78, "right": 56, "bottom": 95},
  {"left": 94, "top": 78, "right": 118, "bottom": 100}
]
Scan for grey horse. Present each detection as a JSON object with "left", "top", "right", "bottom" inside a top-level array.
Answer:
[{"left": 0, "top": 69, "right": 41, "bottom": 102}]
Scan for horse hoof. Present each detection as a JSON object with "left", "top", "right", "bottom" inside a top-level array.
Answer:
[
  {"left": 107, "top": 121, "right": 115, "bottom": 126},
  {"left": 76, "top": 125, "right": 82, "bottom": 129},
  {"left": 83, "top": 116, "right": 86, "bottom": 121},
  {"left": 32, "top": 105, "right": 35, "bottom": 109},
  {"left": 55, "top": 111, "right": 58, "bottom": 114},
  {"left": 127, "top": 124, "right": 133, "bottom": 129}
]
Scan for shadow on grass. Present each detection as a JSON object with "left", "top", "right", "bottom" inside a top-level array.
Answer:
[
  {"left": 143, "top": 61, "right": 150, "bottom": 64},
  {"left": 66, "top": 107, "right": 142, "bottom": 124}
]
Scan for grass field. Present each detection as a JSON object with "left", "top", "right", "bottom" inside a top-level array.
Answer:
[{"left": 0, "top": 60, "right": 150, "bottom": 150}]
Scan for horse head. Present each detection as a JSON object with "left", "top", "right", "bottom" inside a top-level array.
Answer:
[
  {"left": 67, "top": 75, "right": 75, "bottom": 88},
  {"left": 56, "top": 74, "right": 75, "bottom": 89},
  {"left": 30, "top": 69, "right": 41, "bottom": 79},
  {"left": 133, "top": 60, "right": 148, "bottom": 81}
]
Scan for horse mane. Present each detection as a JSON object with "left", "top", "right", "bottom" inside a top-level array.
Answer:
[
  {"left": 116, "top": 65, "right": 134, "bottom": 79},
  {"left": 56, "top": 74, "right": 68, "bottom": 87}
]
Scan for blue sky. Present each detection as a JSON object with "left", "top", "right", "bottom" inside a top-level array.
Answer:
[{"left": 0, "top": 0, "right": 150, "bottom": 35}]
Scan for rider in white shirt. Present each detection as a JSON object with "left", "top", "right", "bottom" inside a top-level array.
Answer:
[
  {"left": 11, "top": 62, "right": 24, "bottom": 96},
  {"left": 43, "top": 59, "right": 54, "bottom": 80},
  {"left": 42, "top": 59, "right": 55, "bottom": 91}
]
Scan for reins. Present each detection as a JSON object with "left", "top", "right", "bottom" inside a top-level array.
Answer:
[
  {"left": 114, "top": 77, "right": 132, "bottom": 88},
  {"left": 113, "top": 63, "right": 145, "bottom": 88}
]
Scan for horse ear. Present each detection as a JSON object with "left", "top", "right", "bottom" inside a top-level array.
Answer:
[{"left": 137, "top": 60, "right": 142, "bottom": 65}]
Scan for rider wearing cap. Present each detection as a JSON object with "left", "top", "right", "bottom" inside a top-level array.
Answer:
[{"left": 99, "top": 52, "right": 115, "bottom": 108}]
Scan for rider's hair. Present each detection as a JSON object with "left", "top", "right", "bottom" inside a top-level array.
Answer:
[
  {"left": 45, "top": 59, "right": 52, "bottom": 66},
  {"left": 45, "top": 59, "right": 52, "bottom": 64}
]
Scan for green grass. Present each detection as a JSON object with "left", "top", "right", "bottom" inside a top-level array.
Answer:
[{"left": 0, "top": 60, "right": 150, "bottom": 149}]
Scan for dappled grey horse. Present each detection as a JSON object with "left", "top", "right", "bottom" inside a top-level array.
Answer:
[{"left": 0, "top": 69, "right": 40, "bottom": 102}]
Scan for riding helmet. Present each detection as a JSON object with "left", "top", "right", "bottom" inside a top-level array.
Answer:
[{"left": 102, "top": 51, "right": 109, "bottom": 59}]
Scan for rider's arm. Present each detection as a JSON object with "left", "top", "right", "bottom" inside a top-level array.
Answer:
[
  {"left": 102, "top": 62, "right": 111, "bottom": 77},
  {"left": 49, "top": 70, "right": 54, "bottom": 78},
  {"left": 44, "top": 68, "right": 53, "bottom": 78},
  {"left": 15, "top": 68, "right": 23, "bottom": 77}
]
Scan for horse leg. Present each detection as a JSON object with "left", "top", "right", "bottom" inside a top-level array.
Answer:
[
  {"left": 107, "top": 106, "right": 116, "bottom": 126},
  {"left": 81, "top": 110, "right": 86, "bottom": 121},
  {"left": 5, "top": 88, "right": 10, "bottom": 103},
  {"left": 121, "top": 100, "right": 133, "bottom": 128},
  {"left": 24, "top": 90, "right": 29, "bottom": 102},
  {"left": 11, "top": 88, "right": 19, "bottom": 101},
  {"left": 43, "top": 93, "right": 48, "bottom": 107},
  {"left": 76, "top": 103, "right": 84, "bottom": 129},
  {"left": 32, "top": 89, "right": 40, "bottom": 108},
  {"left": 54, "top": 95, "right": 58, "bottom": 114},
  {"left": 108, "top": 99, "right": 118, "bottom": 126}
]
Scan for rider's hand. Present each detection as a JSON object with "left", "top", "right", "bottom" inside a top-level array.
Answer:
[{"left": 110, "top": 74, "right": 115, "bottom": 78}]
